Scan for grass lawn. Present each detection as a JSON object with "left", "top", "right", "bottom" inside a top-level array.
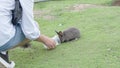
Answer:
[{"left": 9, "top": 0, "right": 120, "bottom": 68}]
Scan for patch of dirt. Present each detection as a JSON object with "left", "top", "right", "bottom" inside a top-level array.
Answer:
[
  {"left": 43, "top": 15, "right": 55, "bottom": 20},
  {"left": 112, "top": 0, "right": 120, "bottom": 6},
  {"left": 34, "top": 10, "right": 44, "bottom": 18},
  {"left": 34, "top": 10, "right": 55, "bottom": 20},
  {"left": 33, "top": 4, "right": 103, "bottom": 20},
  {"left": 65, "top": 4, "right": 103, "bottom": 12}
]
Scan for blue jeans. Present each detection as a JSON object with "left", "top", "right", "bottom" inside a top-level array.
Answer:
[{"left": 0, "top": 24, "right": 25, "bottom": 51}]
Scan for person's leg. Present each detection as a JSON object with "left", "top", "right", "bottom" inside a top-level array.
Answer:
[
  {"left": 0, "top": 24, "right": 27, "bottom": 51},
  {"left": 0, "top": 39, "right": 30, "bottom": 68},
  {"left": 12, "top": 38, "right": 30, "bottom": 48},
  {"left": 0, "top": 24, "right": 29, "bottom": 68}
]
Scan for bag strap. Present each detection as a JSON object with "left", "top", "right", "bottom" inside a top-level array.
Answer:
[{"left": 11, "top": 0, "right": 22, "bottom": 25}]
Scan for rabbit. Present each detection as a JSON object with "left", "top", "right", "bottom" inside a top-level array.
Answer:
[{"left": 55, "top": 27, "right": 80, "bottom": 43}]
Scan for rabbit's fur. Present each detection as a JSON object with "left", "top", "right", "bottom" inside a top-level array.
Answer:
[{"left": 56, "top": 27, "right": 80, "bottom": 43}]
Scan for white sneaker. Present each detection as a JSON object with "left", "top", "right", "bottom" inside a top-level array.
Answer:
[
  {"left": 0, "top": 57, "right": 15, "bottom": 68},
  {"left": 0, "top": 52, "right": 15, "bottom": 68}
]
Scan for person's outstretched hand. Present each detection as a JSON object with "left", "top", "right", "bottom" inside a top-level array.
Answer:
[{"left": 36, "top": 35, "right": 56, "bottom": 49}]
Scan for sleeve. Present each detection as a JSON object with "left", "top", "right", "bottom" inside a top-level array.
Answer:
[{"left": 19, "top": 0, "right": 40, "bottom": 40}]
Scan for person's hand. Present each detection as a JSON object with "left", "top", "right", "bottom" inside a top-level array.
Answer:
[
  {"left": 42, "top": 36, "right": 56, "bottom": 49},
  {"left": 36, "top": 35, "right": 56, "bottom": 49}
]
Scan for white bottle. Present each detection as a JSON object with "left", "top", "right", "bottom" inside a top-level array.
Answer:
[{"left": 43, "top": 35, "right": 61, "bottom": 49}]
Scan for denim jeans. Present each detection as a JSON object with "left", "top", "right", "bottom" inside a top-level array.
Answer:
[{"left": 0, "top": 24, "right": 25, "bottom": 51}]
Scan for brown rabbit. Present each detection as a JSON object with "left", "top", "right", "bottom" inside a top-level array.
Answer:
[{"left": 55, "top": 27, "right": 80, "bottom": 43}]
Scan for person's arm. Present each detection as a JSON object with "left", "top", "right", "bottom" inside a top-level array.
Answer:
[
  {"left": 36, "top": 35, "right": 56, "bottom": 49},
  {"left": 19, "top": 0, "right": 56, "bottom": 49},
  {"left": 19, "top": 0, "right": 40, "bottom": 40}
]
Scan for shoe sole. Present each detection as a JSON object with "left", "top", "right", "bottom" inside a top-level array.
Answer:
[
  {"left": 0, "top": 57, "right": 15, "bottom": 68},
  {"left": 0, "top": 62, "right": 6, "bottom": 68},
  {"left": 0, "top": 57, "right": 7, "bottom": 68}
]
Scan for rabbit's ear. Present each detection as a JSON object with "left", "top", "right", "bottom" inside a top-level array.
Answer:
[
  {"left": 55, "top": 30, "right": 63, "bottom": 37},
  {"left": 55, "top": 30, "right": 59, "bottom": 34},
  {"left": 58, "top": 31, "right": 63, "bottom": 37}
]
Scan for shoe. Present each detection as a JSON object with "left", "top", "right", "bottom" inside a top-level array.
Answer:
[
  {"left": 0, "top": 51, "right": 15, "bottom": 68},
  {"left": 0, "top": 51, "right": 9, "bottom": 63}
]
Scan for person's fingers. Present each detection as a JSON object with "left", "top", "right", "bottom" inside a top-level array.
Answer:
[
  {"left": 51, "top": 40, "right": 56, "bottom": 48},
  {"left": 45, "top": 43, "right": 53, "bottom": 49},
  {"left": 43, "top": 36, "right": 56, "bottom": 49},
  {"left": 47, "top": 42, "right": 56, "bottom": 49},
  {"left": 48, "top": 44, "right": 55, "bottom": 49}
]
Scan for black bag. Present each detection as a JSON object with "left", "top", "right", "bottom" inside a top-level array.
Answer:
[{"left": 12, "top": 0, "right": 22, "bottom": 25}]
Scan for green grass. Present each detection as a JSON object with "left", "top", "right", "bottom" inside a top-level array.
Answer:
[{"left": 9, "top": 0, "right": 120, "bottom": 68}]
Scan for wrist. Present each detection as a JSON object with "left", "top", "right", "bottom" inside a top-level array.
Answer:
[{"left": 36, "top": 34, "right": 47, "bottom": 43}]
